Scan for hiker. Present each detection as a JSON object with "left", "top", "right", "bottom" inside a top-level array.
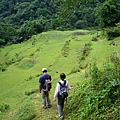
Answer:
[
  {"left": 54, "top": 73, "right": 71, "bottom": 119},
  {"left": 39, "top": 68, "right": 52, "bottom": 109}
]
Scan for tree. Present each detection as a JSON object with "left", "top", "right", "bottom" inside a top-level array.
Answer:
[
  {"left": 0, "top": 22, "right": 16, "bottom": 46},
  {"left": 95, "top": 0, "right": 120, "bottom": 28},
  {"left": 17, "top": 19, "right": 44, "bottom": 41}
]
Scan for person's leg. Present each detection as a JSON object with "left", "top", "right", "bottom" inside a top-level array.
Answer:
[
  {"left": 41, "top": 90, "right": 46, "bottom": 108},
  {"left": 57, "top": 97, "right": 63, "bottom": 116},
  {"left": 61, "top": 99, "right": 64, "bottom": 113},
  {"left": 57, "top": 104, "right": 63, "bottom": 116},
  {"left": 46, "top": 91, "right": 52, "bottom": 107}
]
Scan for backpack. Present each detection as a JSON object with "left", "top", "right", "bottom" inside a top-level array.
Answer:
[
  {"left": 43, "top": 79, "right": 52, "bottom": 91},
  {"left": 58, "top": 80, "right": 68, "bottom": 99}
]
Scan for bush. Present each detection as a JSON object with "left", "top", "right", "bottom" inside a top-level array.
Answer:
[
  {"left": 91, "top": 36, "right": 98, "bottom": 42},
  {"left": 0, "top": 103, "right": 10, "bottom": 112},
  {"left": 66, "top": 52, "right": 120, "bottom": 120},
  {"left": 75, "top": 20, "right": 86, "bottom": 29},
  {"left": 0, "top": 38, "right": 6, "bottom": 47},
  {"left": 61, "top": 40, "right": 70, "bottom": 57},
  {"left": 79, "top": 42, "right": 92, "bottom": 61},
  {"left": 0, "top": 64, "right": 7, "bottom": 72},
  {"left": 106, "top": 23, "right": 120, "bottom": 40},
  {"left": 25, "top": 89, "right": 38, "bottom": 96}
]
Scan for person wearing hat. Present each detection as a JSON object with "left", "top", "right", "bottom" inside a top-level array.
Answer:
[{"left": 39, "top": 68, "right": 52, "bottom": 109}]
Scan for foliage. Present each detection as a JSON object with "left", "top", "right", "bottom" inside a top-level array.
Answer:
[
  {"left": 0, "top": 0, "right": 57, "bottom": 46},
  {"left": 95, "top": 0, "right": 120, "bottom": 28},
  {"left": 17, "top": 19, "right": 44, "bottom": 41},
  {"left": 0, "top": 30, "right": 119, "bottom": 120},
  {"left": 66, "top": 52, "right": 120, "bottom": 120},
  {"left": 91, "top": 36, "right": 98, "bottom": 42},
  {"left": 25, "top": 89, "right": 38, "bottom": 96},
  {"left": 10, "top": 98, "right": 36, "bottom": 120},
  {"left": 75, "top": 20, "right": 85, "bottom": 29},
  {"left": 61, "top": 40, "right": 70, "bottom": 57},
  {"left": 0, "top": 65, "right": 6, "bottom": 72},
  {"left": 79, "top": 42, "right": 92, "bottom": 61},
  {"left": 0, "top": 22, "right": 16, "bottom": 46},
  {"left": 2, "top": 0, "right": 119, "bottom": 46},
  {"left": 105, "top": 23, "right": 120, "bottom": 40},
  {"left": 0, "top": 103, "right": 10, "bottom": 112}
]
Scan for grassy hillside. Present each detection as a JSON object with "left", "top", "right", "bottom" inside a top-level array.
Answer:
[{"left": 0, "top": 30, "right": 120, "bottom": 120}]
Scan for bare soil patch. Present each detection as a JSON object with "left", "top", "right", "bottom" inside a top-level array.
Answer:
[{"left": 72, "top": 32, "right": 87, "bottom": 36}]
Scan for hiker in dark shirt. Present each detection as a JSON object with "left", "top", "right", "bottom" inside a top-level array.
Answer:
[{"left": 39, "top": 68, "right": 52, "bottom": 109}]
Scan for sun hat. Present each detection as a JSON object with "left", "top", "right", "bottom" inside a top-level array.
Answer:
[{"left": 42, "top": 68, "right": 47, "bottom": 72}]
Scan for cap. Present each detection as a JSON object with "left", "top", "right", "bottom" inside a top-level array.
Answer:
[{"left": 42, "top": 68, "right": 47, "bottom": 72}]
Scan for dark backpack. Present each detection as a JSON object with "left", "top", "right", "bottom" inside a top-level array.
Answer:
[{"left": 58, "top": 80, "right": 68, "bottom": 99}]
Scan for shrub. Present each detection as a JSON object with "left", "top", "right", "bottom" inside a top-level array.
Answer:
[
  {"left": 61, "top": 40, "right": 70, "bottom": 57},
  {"left": 70, "top": 67, "right": 80, "bottom": 74},
  {"left": 25, "top": 89, "right": 38, "bottom": 96},
  {"left": 106, "top": 23, "right": 120, "bottom": 40},
  {"left": 0, "top": 103, "right": 10, "bottom": 112},
  {"left": 0, "top": 64, "right": 7, "bottom": 72},
  {"left": 79, "top": 42, "right": 92, "bottom": 62},
  {"left": 66, "top": 52, "right": 120, "bottom": 120},
  {"left": 75, "top": 20, "right": 86, "bottom": 29},
  {"left": 91, "top": 36, "right": 98, "bottom": 42}
]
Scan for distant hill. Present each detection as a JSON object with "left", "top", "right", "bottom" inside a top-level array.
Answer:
[
  {"left": 0, "top": 0, "right": 120, "bottom": 47},
  {"left": 0, "top": 30, "right": 120, "bottom": 120}
]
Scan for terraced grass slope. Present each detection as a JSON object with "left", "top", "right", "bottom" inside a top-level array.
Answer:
[{"left": 0, "top": 30, "right": 120, "bottom": 120}]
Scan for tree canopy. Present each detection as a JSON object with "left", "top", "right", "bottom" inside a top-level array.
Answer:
[
  {"left": 95, "top": 0, "right": 120, "bottom": 28},
  {"left": 0, "top": 0, "right": 120, "bottom": 46}
]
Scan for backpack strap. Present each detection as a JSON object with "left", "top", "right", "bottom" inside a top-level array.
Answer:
[
  {"left": 44, "top": 74, "right": 51, "bottom": 80},
  {"left": 63, "top": 80, "right": 67, "bottom": 103},
  {"left": 58, "top": 81, "right": 62, "bottom": 86},
  {"left": 64, "top": 80, "right": 66, "bottom": 86},
  {"left": 58, "top": 80, "right": 66, "bottom": 87}
]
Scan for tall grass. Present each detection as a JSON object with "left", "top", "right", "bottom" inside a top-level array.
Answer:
[{"left": 10, "top": 98, "right": 36, "bottom": 120}]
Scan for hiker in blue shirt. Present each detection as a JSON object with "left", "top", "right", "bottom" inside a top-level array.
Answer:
[
  {"left": 54, "top": 73, "right": 71, "bottom": 119},
  {"left": 39, "top": 68, "right": 52, "bottom": 109}
]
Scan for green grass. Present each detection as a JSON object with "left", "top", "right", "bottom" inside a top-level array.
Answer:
[{"left": 0, "top": 30, "right": 120, "bottom": 120}]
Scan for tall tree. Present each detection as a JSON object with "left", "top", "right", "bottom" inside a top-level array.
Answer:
[{"left": 95, "top": 0, "right": 120, "bottom": 28}]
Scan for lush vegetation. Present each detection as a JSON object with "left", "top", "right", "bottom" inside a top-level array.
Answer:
[
  {"left": 0, "top": 0, "right": 120, "bottom": 119},
  {"left": 0, "top": 30, "right": 120, "bottom": 120},
  {"left": 66, "top": 52, "right": 120, "bottom": 120},
  {"left": 0, "top": 0, "right": 120, "bottom": 46}
]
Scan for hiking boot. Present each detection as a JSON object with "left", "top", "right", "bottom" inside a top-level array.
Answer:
[
  {"left": 42, "top": 106, "right": 47, "bottom": 109},
  {"left": 55, "top": 115, "right": 64, "bottom": 119},
  {"left": 56, "top": 116, "right": 59, "bottom": 118},
  {"left": 48, "top": 104, "right": 52, "bottom": 108},
  {"left": 60, "top": 116, "right": 64, "bottom": 119}
]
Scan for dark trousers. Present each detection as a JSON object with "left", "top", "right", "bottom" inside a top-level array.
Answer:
[{"left": 57, "top": 96, "right": 65, "bottom": 116}]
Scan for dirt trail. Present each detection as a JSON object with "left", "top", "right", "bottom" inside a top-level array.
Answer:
[{"left": 32, "top": 93, "right": 69, "bottom": 120}]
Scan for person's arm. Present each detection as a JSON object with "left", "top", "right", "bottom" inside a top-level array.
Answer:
[
  {"left": 39, "top": 77, "right": 42, "bottom": 93},
  {"left": 54, "top": 83, "right": 59, "bottom": 100},
  {"left": 67, "top": 81, "right": 71, "bottom": 90},
  {"left": 39, "top": 83, "right": 42, "bottom": 93},
  {"left": 49, "top": 75, "right": 52, "bottom": 81}
]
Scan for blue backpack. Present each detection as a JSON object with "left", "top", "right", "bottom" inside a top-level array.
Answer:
[{"left": 58, "top": 80, "right": 68, "bottom": 99}]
